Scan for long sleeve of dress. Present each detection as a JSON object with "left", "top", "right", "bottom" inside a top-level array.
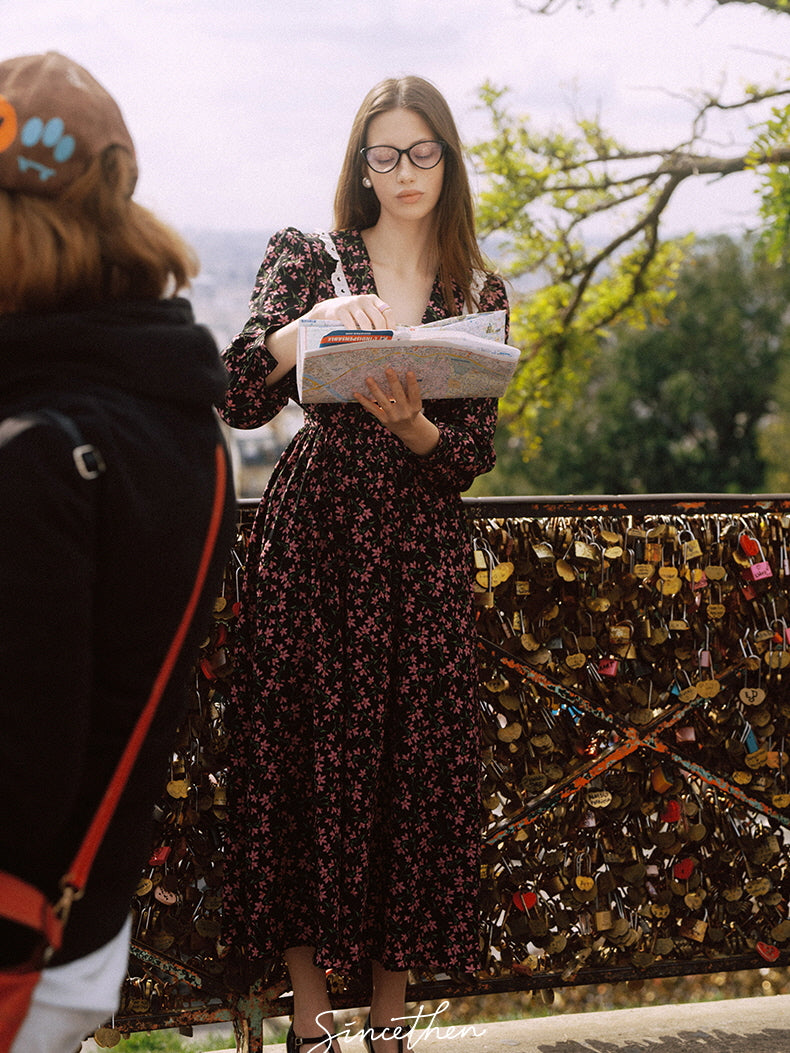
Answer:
[
  {"left": 218, "top": 228, "right": 326, "bottom": 429},
  {"left": 409, "top": 273, "right": 510, "bottom": 493}
]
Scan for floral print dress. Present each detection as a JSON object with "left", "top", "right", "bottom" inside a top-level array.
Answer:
[{"left": 219, "top": 227, "right": 508, "bottom": 974}]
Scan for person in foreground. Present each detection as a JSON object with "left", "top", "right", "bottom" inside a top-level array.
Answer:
[
  {"left": 219, "top": 75, "right": 509, "bottom": 1053},
  {"left": 0, "top": 51, "right": 235, "bottom": 1053}
]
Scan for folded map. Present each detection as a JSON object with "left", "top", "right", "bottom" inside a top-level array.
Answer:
[{"left": 296, "top": 310, "right": 519, "bottom": 403}]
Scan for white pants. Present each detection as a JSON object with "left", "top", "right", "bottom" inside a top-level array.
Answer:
[{"left": 10, "top": 917, "right": 131, "bottom": 1053}]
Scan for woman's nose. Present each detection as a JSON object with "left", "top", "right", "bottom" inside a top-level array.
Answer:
[{"left": 396, "top": 155, "right": 415, "bottom": 180}]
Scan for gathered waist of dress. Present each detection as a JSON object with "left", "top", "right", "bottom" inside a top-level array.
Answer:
[
  {"left": 302, "top": 402, "right": 367, "bottom": 424},
  {"left": 292, "top": 409, "right": 447, "bottom": 503},
  {"left": 299, "top": 404, "right": 404, "bottom": 447}
]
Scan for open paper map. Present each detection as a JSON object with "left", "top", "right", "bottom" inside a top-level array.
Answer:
[{"left": 296, "top": 310, "right": 519, "bottom": 403}]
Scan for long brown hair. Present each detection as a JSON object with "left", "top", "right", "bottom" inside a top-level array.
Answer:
[
  {"left": 334, "top": 76, "right": 489, "bottom": 313},
  {"left": 0, "top": 146, "right": 197, "bottom": 314}
]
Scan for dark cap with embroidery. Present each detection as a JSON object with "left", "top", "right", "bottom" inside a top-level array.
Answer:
[{"left": 0, "top": 51, "right": 137, "bottom": 197}]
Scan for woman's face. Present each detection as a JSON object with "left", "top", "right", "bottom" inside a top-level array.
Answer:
[{"left": 362, "top": 108, "right": 445, "bottom": 225}]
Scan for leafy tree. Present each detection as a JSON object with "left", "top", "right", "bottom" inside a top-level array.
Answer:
[
  {"left": 468, "top": 1, "right": 790, "bottom": 449},
  {"left": 470, "top": 236, "right": 790, "bottom": 495}
]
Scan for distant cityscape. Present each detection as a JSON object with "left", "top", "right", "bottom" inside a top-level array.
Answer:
[{"left": 185, "top": 229, "right": 304, "bottom": 499}]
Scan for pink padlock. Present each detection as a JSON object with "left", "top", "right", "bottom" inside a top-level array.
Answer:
[
  {"left": 743, "top": 560, "right": 773, "bottom": 582},
  {"left": 597, "top": 657, "right": 619, "bottom": 677},
  {"left": 154, "top": 885, "right": 179, "bottom": 905},
  {"left": 740, "top": 535, "right": 773, "bottom": 582},
  {"left": 675, "top": 725, "right": 696, "bottom": 743}
]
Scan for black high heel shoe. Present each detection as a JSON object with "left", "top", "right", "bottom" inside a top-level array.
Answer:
[
  {"left": 287, "top": 1024, "right": 339, "bottom": 1053},
  {"left": 363, "top": 1015, "right": 408, "bottom": 1053}
]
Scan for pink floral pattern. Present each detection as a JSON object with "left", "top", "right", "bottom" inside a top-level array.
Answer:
[{"left": 218, "top": 228, "right": 508, "bottom": 974}]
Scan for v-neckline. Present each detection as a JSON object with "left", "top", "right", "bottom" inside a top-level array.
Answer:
[{"left": 345, "top": 229, "right": 442, "bottom": 325}]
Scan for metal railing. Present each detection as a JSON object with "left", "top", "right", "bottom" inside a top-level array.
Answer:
[{"left": 108, "top": 495, "right": 790, "bottom": 1052}]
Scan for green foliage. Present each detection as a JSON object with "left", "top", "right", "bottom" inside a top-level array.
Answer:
[
  {"left": 470, "top": 236, "right": 790, "bottom": 497},
  {"left": 750, "top": 100, "right": 790, "bottom": 265},
  {"left": 471, "top": 85, "right": 689, "bottom": 452},
  {"left": 116, "top": 1032, "right": 192, "bottom": 1051},
  {"left": 113, "top": 1030, "right": 232, "bottom": 1052}
]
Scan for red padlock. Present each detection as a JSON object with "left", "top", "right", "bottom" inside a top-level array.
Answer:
[
  {"left": 740, "top": 534, "right": 760, "bottom": 557},
  {"left": 512, "top": 890, "right": 538, "bottom": 912},
  {"left": 661, "top": 799, "right": 682, "bottom": 823},
  {"left": 673, "top": 857, "right": 695, "bottom": 881},
  {"left": 757, "top": 941, "right": 780, "bottom": 962},
  {"left": 200, "top": 656, "right": 217, "bottom": 681}
]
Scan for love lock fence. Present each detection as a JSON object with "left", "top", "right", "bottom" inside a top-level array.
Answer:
[{"left": 97, "top": 494, "right": 790, "bottom": 1052}]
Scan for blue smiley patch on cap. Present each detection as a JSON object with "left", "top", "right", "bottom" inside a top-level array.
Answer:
[{"left": 16, "top": 115, "right": 77, "bottom": 184}]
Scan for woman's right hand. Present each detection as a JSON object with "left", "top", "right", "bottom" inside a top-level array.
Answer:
[
  {"left": 305, "top": 295, "right": 393, "bottom": 330},
  {"left": 264, "top": 295, "right": 394, "bottom": 387}
]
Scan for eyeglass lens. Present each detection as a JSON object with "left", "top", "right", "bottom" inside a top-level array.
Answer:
[{"left": 362, "top": 140, "right": 445, "bottom": 173}]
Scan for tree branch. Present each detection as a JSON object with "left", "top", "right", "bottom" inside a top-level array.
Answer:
[{"left": 517, "top": 0, "right": 790, "bottom": 14}]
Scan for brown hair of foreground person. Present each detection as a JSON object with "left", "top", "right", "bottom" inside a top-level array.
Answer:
[{"left": 0, "top": 145, "right": 196, "bottom": 313}]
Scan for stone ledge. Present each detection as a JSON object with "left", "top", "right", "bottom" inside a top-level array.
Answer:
[{"left": 202, "top": 993, "right": 790, "bottom": 1053}]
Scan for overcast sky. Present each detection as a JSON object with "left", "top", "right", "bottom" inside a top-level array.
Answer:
[{"left": 5, "top": 0, "right": 788, "bottom": 241}]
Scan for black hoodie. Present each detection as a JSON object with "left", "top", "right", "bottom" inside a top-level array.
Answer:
[{"left": 0, "top": 297, "right": 235, "bottom": 965}]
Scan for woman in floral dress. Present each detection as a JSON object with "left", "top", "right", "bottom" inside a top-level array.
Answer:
[{"left": 219, "top": 76, "right": 509, "bottom": 1053}]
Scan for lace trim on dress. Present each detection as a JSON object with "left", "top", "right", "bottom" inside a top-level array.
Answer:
[
  {"left": 315, "top": 232, "right": 352, "bottom": 298},
  {"left": 470, "top": 269, "right": 486, "bottom": 309}
]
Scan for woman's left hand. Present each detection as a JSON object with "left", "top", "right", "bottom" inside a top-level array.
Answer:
[
  {"left": 354, "top": 367, "right": 421, "bottom": 426},
  {"left": 353, "top": 368, "right": 440, "bottom": 455}
]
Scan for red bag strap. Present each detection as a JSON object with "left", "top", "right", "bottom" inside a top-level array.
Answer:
[
  {"left": 58, "top": 442, "right": 229, "bottom": 915},
  {"left": 0, "top": 872, "right": 62, "bottom": 952},
  {"left": 1, "top": 442, "right": 229, "bottom": 949}
]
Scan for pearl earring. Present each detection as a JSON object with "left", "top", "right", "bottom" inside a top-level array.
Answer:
[{"left": 362, "top": 177, "right": 372, "bottom": 189}]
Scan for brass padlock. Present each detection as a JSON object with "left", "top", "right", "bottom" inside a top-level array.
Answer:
[
  {"left": 594, "top": 908, "right": 613, "bottom": 931},
  {"left": 681, "top": 533, "right": 703, "bottom": 562},
  {"left": 679, "top": 916, "right": 708, "bottom": 942}
]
